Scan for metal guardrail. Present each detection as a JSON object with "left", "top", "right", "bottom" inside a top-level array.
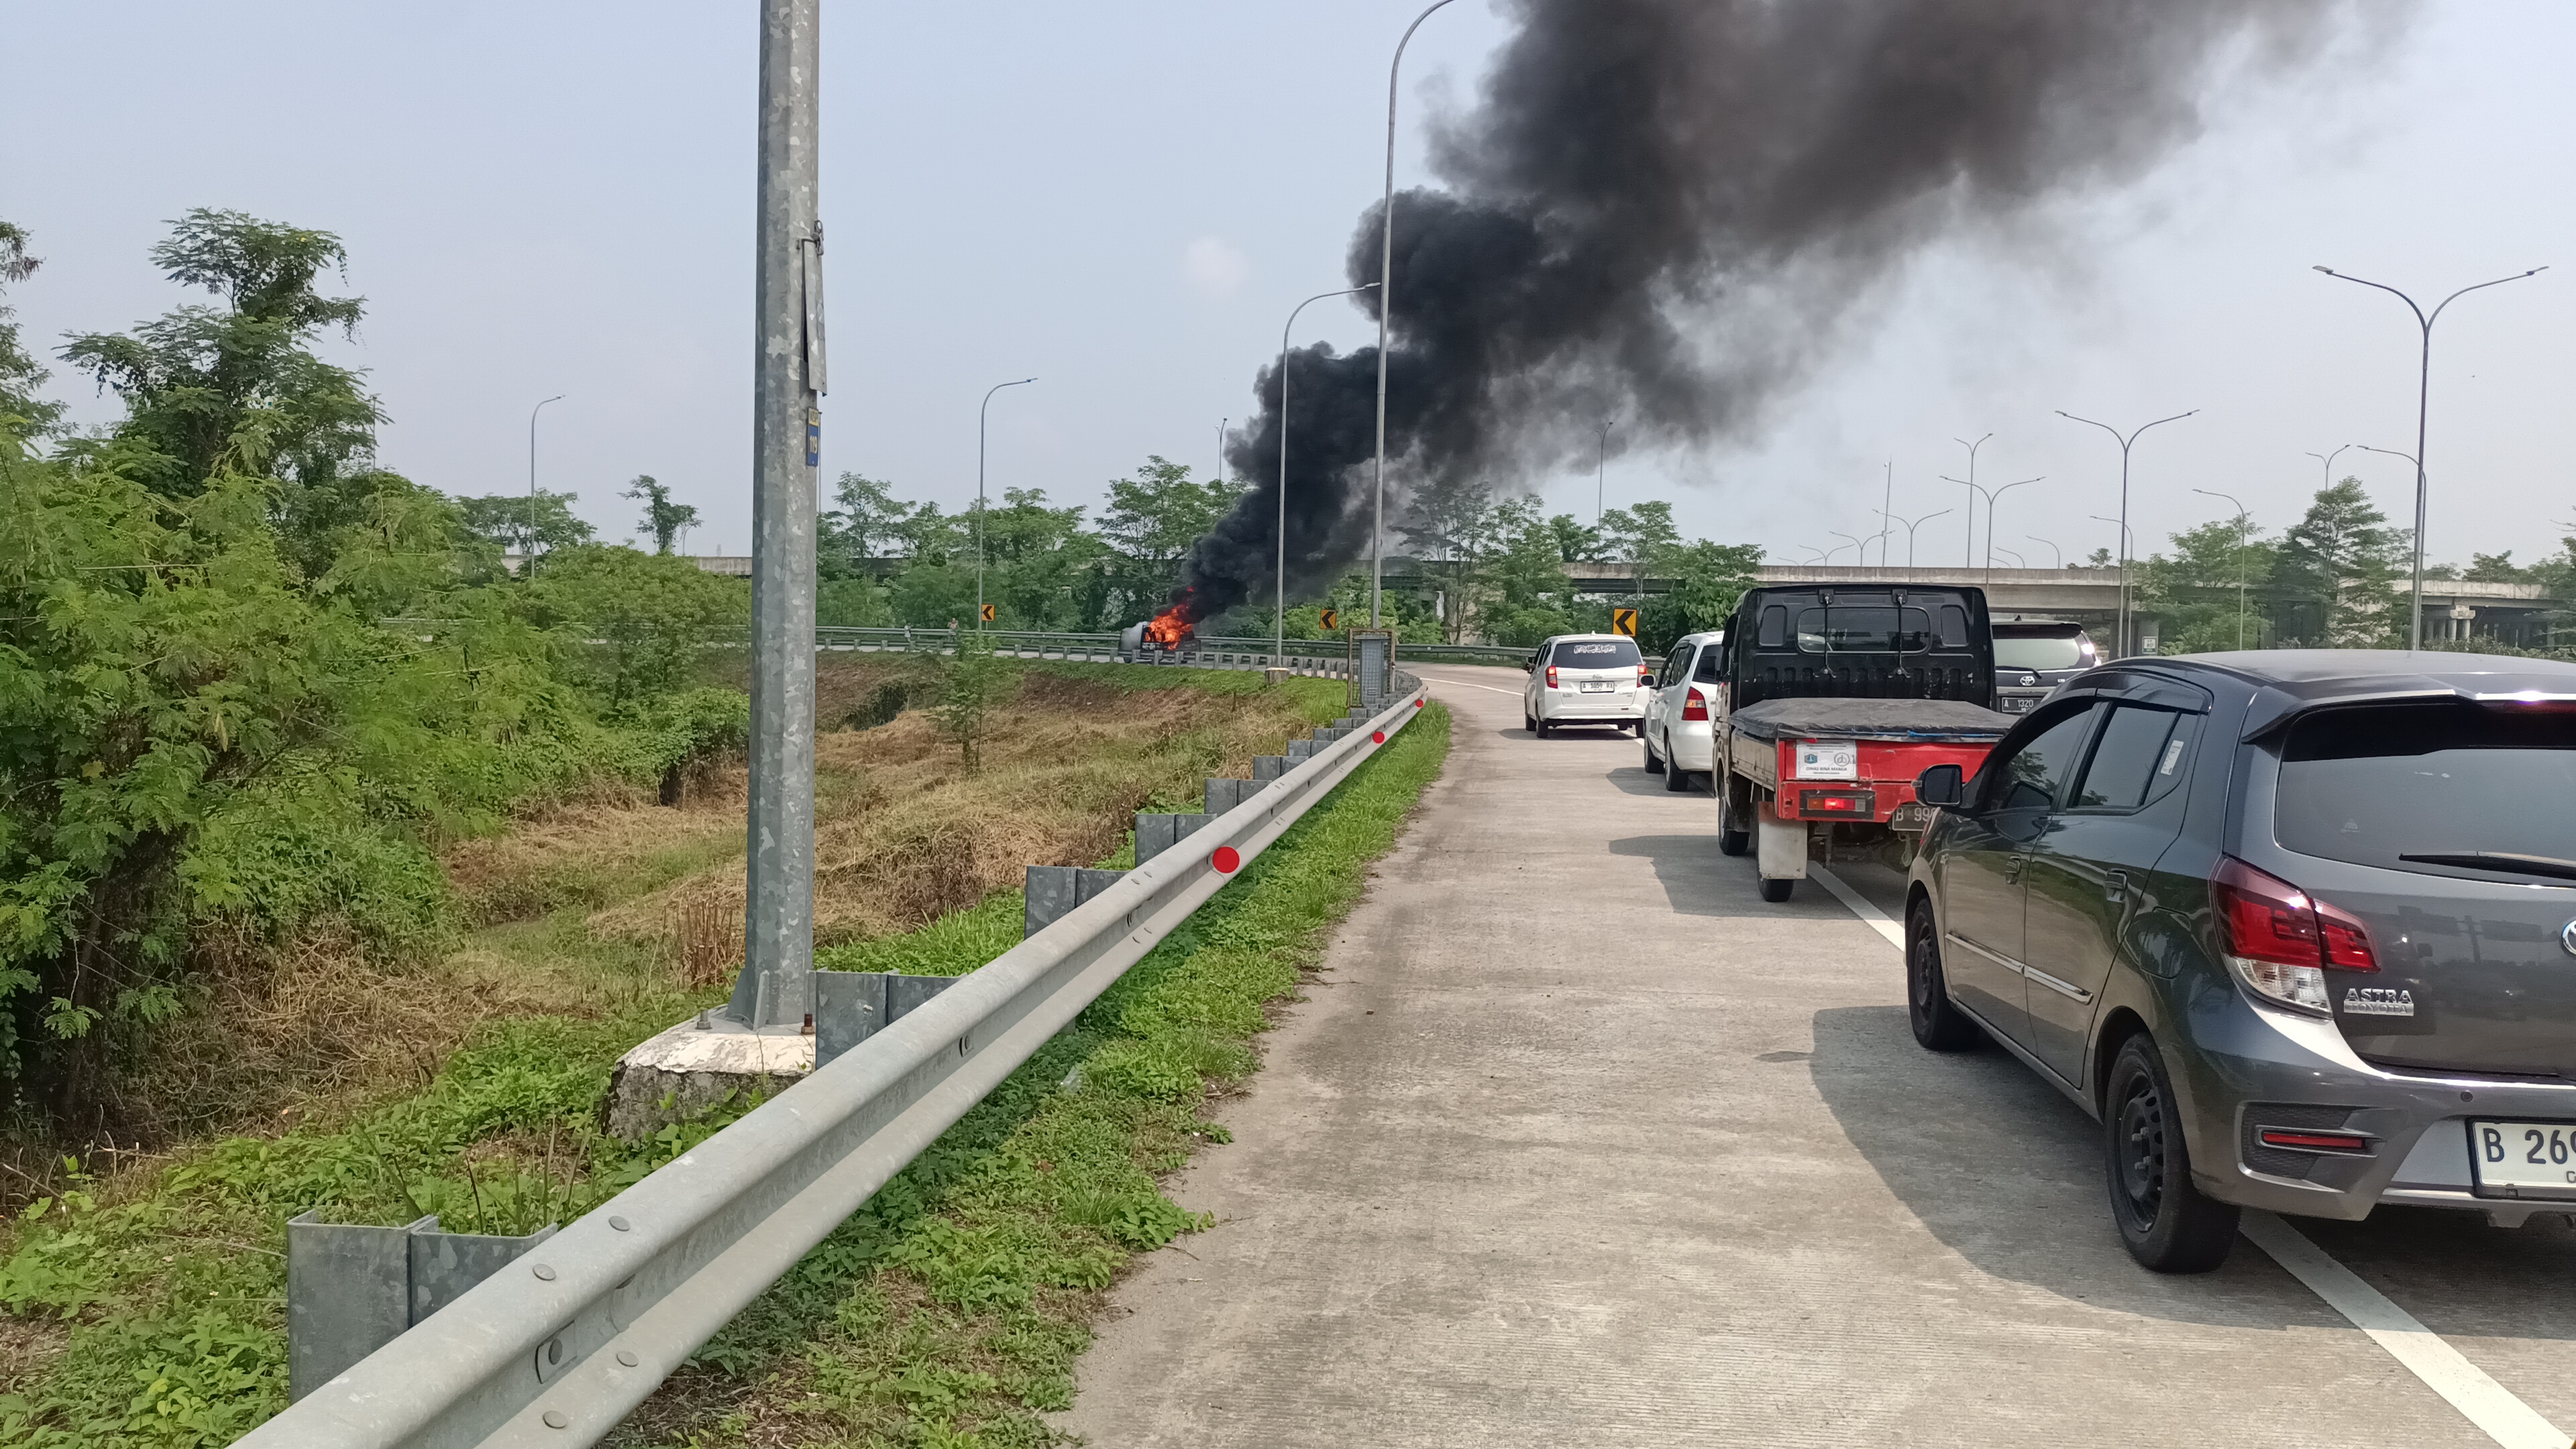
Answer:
[{"left": 237, "top": 672, "right": 1430, "bottom": 1449}]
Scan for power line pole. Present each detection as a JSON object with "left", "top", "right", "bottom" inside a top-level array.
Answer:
[{"left": 728, "top": 0, "right": 825, "bottom": 1030}]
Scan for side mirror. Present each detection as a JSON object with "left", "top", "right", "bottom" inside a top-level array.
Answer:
[
  {"left": 1523, "top": 658, "right": 1535, "bottom": 672},
  {"left": 1915, "top": 763, "right": 1965, "bottom": 808}
]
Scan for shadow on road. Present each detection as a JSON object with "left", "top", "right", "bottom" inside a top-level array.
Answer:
[{"left": 1809, "top": 1002, "right": 2576, "bottom": 1337}]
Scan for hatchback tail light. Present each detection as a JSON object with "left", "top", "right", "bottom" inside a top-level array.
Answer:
[
  {"left": 1638, "top": 665, "right": 1652, "bottom": 688},
  {"left": 1681, "top": 688, "right": 1709, "bottom": 722},
  {"left": 1545, "top": 665, "right": 1560, "bottom": 690},
  {"left": 2212, "top": 856, "right": 2377, "bottom": 1015}
]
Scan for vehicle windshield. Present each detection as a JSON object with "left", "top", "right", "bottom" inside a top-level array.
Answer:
[
  {"left": 1550, "top": 638, "right": 1641, "bottom": 671},
  {"left": 1995, "top": 635, "right": 2090, "bottom": 672},
  {"left": 2276, "top": 702, "right": 2576, "bottom": 877},
  {"left": 1793, "top": 606, "right": 1933, "bottom": 653}
]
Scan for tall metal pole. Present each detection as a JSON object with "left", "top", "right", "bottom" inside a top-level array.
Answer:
[
  {"left": 1950, "top": 433, "right": 1990, "bottom": 566},
  {"left": 1878, "top": 460, "right": 1893, "bottom": 566},
  {"left": 2192, "top": 487, "right": 2251, "bottom": 650},
  {"left": 1372, "top": 0, "right": 1460, "bottom": 628},
  {"left": 1217, "top": 417, "right": 1227, "bottom": 484},
  {"left": 1968, "top": 476, "right": 2043, "bottom": 584},
  {"left": 2305, "top": 443, "right": 2357, "bottom": 492},
  {"left": 1878, "top": 508, "right": 1949, "bottom": 570},
  {"left": 2026, "top": 535, "right": 2063, "bottom": 569},
  {"left": 976, "top": 377, "right": 1036, "bottom": 629},
  {"left": 1280, "top": 284, "right": 1377, "bottom": 665},
  {"left": 525, "top": 394, "right": 564, "bottom": 572},
  {"left": 2314, "top": 264, "right": 2546, "bottom": 650},
  {"left": 2059, "top": 409, "right": 2197, "bottom": 658},
  {"left": 729, "top": 0, "right": 824, "bottom": 1029},
  {"left": 1595, "top": 420, "right": 1611, "bottom": 527}
]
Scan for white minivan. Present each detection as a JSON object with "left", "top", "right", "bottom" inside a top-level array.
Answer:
[
  {"left": 1521, "top": 633, "right": 1648, "bottom": 737},
  {"left": 1641, "top": 629, "right": 1724, "bottom": 792}
]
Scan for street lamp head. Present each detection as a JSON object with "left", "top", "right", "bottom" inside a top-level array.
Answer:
[{"left": 2313, "top": 266, "right": 2334, "bottom": 275}]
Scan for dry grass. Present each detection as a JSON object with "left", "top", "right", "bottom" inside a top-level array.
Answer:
[{"left": 590, "top": 659, "right": 1333, "bottom": 949}]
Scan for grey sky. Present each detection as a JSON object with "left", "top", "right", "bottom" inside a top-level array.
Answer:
[{"left": 4, "top": 2, "right": 2569, "bottom": 574}]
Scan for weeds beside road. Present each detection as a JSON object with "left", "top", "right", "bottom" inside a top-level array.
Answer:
[{"left": 0, "top": 663, "right": 1364, "bottom": 1449}]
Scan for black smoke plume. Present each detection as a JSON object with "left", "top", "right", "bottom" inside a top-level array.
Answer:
[{"left": 1169, "top": 0, "right": 2390, "bottom": 623}]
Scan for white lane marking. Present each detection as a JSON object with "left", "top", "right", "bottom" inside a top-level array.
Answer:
[
  {"left": 2241, "top": 1211, "right": 2569, "bottom": 1449},
  {"left": 1809, "top": 865, "right": 1904, "bottom": 951},
  {"left": 1417, "top": 674, "right": 1523, "bottom": 696},
  {"left": 1807, "top": 867, "right": 2568, "bottom": 1447}
]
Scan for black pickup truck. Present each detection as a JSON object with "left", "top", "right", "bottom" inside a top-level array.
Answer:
[{"left": 1712, "top": 584, "right": 2017, "bottom": 900}]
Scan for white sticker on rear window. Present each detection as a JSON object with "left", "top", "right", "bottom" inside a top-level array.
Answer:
[
  {"left": 2158, "top": 739, "right": 2186, "bottom": 776},
  {"left": 1568, "top": 644, "right": 1617, "bottom": 654}
]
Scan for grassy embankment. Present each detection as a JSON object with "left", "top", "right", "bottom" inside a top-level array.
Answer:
[
  {"left": 0, "top": 658, "right": 1356, "bottom": 1449},
  {"left": 609, "top": 700, "right": 1452, "bottom": 1449}
]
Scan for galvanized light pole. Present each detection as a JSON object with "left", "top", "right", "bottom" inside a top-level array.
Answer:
[
  {"left": 1878, "top": 508, "right": 1951, "bottom": 570},
  {"left": 1950, "top": 433, "right": 1991, "bottom": 566},
  {"left": 1595, "top": 419, "right": 1611, "bottom": 527},
  {"left": 2192, "top": 486, "right": 2253, "bottom": 650},
  {"left": 2059, "top": 409, "right": 2197, "bottom": 659},
  {"left": 2025, "top": 535, "right": 2063, "bottom": 569},
  {"left": 1280, "top": 284, "right": 1378, "bottom": 665},
  {"left": 525, "top": 394, "right": 564, "bottom": 572},
  {"left": 1216, "top": 417, "right": 1227, "bottom": 484},
  {"left": 975, "top": 377, "right": 1036, "bottom": 629},
  {"left": 2313, "top": 264, "right": 2546, "bottom": 651},
  {"left": 1966, "top": 475, "right": 2043, "bottom": 583},
  {"left": 728, "top": 0, "right": 827, "bottom": 1030},
  {"left": 2305, "top": 443, "right": 2357, "bottom": 492},
  {"left": 1371, "top": 0, "right": 1460, "bottom": 628}
]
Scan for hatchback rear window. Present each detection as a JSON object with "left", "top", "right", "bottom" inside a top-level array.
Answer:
[
  {"left": 1996, "top": 634, "right": 2090, "bottom": 672},
  {"left": 1550, "top": 639, "right": 1641, "bottom": 670},
  {"left": 2277, "top": 702, "right": 2576, "bottom": 875}
]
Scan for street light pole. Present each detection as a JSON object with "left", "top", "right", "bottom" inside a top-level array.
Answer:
[
  {"left": 1949, "top": 433, "right": 1991, "bottom": 566},
  {"left": 2025, "top": 535, "right": 2064, "bottom": 569},
  {"left": 1216, "top": 418, "right": 1227, "bottom": 484},
  {"left": 2192, "top": 488, "right": 2253, "bottom": 650},
  {"left": 1371, "top": 0, "right": 1461, "bottom": 629},
  {"left": 1966, "top": 476, "right": 2044, "bottom": 583},
  {"left": 976, "top": 377, "right": 1036, "bottom": 629},
  {"left": 1595, "top": 419, "right": 1611, "bottom": 527},
  {"left": 2305, "top": 443, "right": 2357, "bottom": 492},
  {"left": 729, "top": 0, "right": 825, "bottom": 1030},
  {"left": 2059, "top": 409, "right": 2198, "bottom": 658},
  {"left": 1877, "top": 459, "right": 1894, "bottom": 566},
  {"left": 1878, "top": 508, "right": 1951, "bottom": 570},
  {"left": 2313, "top": 264, "right": 2546, "bottom": 651},
  {"left": 1281, "top": 284, "right": 1379, "bottom": 665},
  {"left": 525, "top": 394, "right": 564, "bottom": 572}
]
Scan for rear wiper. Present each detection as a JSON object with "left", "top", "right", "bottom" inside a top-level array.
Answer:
[{"left": 2398, "top": 851, "right": 2576, "bottom": 882}]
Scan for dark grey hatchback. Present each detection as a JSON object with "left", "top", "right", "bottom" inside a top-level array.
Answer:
[{"left": 1904, "top": 651, "right": 2576, "bottom": 1272}]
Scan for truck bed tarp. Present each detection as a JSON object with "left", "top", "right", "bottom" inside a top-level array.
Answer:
[{"left": 1729, "top": 698, "right": 2016, "bottom": 741}]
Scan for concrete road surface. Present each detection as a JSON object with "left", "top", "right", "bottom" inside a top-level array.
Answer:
[{"left": 1055, "top": 664, "right": 2576, "bottom": 1448}]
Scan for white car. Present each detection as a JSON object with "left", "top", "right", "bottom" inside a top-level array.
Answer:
[
  {"left": 1642, "top": 629, "right": 1725, "bottom": 792},
  {"left": 1521, "top": 633, "right": 1648, "bottom": 737}
]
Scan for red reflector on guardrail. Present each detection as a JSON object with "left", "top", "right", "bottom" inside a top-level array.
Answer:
[
  {"left": 1372, "top": 731, "right": 1386, "bottom": 744},
  {"left": 1212, "top": 846, "right": 1240, "bottom": 874}
]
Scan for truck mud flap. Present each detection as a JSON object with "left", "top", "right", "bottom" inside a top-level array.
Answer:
[{"left": 1756, "top": 800, "right": 1807, "bottom": 881}]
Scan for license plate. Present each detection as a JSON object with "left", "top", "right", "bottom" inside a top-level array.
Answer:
[
  {"left": 1580, "top": 681, "right": 1615, "bottom": 692},
  {"left": 1890, "top": 801, "right": 1936, "bottom": 833},
  {"left": 2469, "top": 1120, "right": 2576, "bottom": 1197},
  {"left": 1999, "top": 695, "right": 2033, "bottom": 714}
]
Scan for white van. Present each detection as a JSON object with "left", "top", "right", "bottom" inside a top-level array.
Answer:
[{"left": 1520, "top": 633, "right": 1648, "bottom": 737}]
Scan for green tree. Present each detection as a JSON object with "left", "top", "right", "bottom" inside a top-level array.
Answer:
[
  {"left": 623, "top": 475, "right": 700, "bottom": 555},
  {"left": 523, "top": 545, "right": 747, "bottom": 705},
  {"left": 819, "top": 472, "right": 913, "bottom": 581},
  {"left": 920, "top": 628, "right": 1006, "bottom": 772},
  {"left": 1599, "top": 500, "right": 1681, "bottom": 561},
  {"left": 1546, "top": 513, "right": 1601, "bottom": 563},
  {"left": 2465, "top": 551, "right": 2530, "bottom": 583},
  {"left": 2275, "top": 478, "right": 2406, "bottom": 647},
  {"left": 452, "top": 490, "right": 594, "bottom": 560},
  {"left": 0, "top": 220, "right": 64, "bottom": 439},
  {"left": 1638, "top": 540, "right": 1764, "bottom": 655},
  {"left": 2139, "top": 515, "right": 2276, "bottom": 653},
  {"left": 1097, "top": 456, "right": 1237, "bottom": 619},
  {"left": 57, "top": 210, "right": 419, "bottom": 583}
]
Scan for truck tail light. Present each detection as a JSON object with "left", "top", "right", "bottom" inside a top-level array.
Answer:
[
  {"left": 2212, "top": 856, "right": 2376, "bottom": 1015},
  {"left": 1681, "top": 689, "right": 1709, "bottom": 721},
  {"left": 1545, "top": 665, "right": 1559, "bottom": 690}
]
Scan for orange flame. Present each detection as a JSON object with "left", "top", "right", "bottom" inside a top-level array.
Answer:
[{"left": 1144, "top": 606, "right": 1193, "bottom": 647}]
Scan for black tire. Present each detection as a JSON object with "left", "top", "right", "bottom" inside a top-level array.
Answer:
[
  {"left": 1534, "top": 716, "right": 1551, "bottom": 739},
  {"left": 1524, "top": 710, "right": 1537, "bottom": 735},
  {"left": 2104, "top": 1034, "right": 2240, "bottom": 1273},
  {"left": 1906, "top": 899, "right": 1982, "bottom": 1051},
  {"left": 1662, "top": 739, "right": 1693, "bottom": 792},
  {"left": 1643, "top": 731, "right": 1665, "bottom": 773},
  {"left": 1758, "top": 876, "right": 1794, "bottom": 903},
  {"left": 1717, "top": 784, "right": 1751, "bottom": 855}
]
